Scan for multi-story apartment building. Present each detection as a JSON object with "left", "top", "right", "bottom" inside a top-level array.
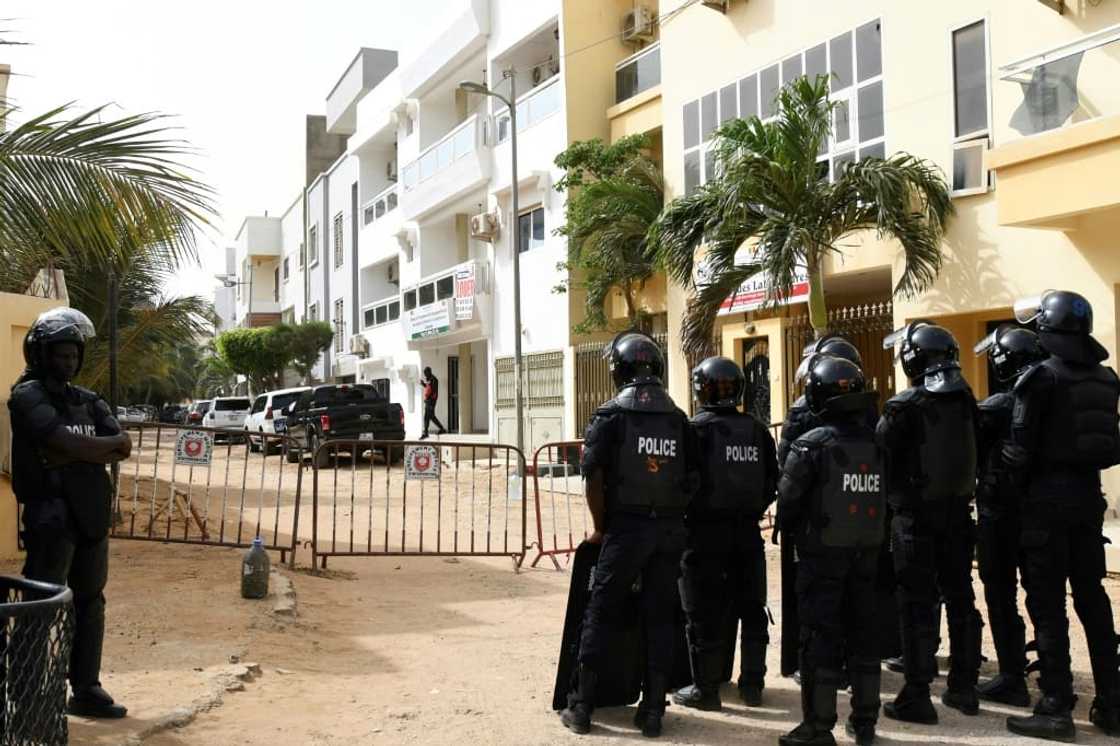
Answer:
[{"left": 228, "top": 1, "right": 663, "bottom": 448}]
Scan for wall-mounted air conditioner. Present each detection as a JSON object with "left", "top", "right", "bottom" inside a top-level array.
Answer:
[
  {"left": 386, "top": 160, "right": 398, "bottom": 182},
  {"left": 349, "top": 335, "right": 370, "bottom": 357},
  {"left": 470, "top": 212, "right": 499, "bottom": 242},
  {"left": 387, "top": 263, "right": 399, "bottom": 285},
  {"left": 622, "top": 6, "right": 656, "bottom": 44}
]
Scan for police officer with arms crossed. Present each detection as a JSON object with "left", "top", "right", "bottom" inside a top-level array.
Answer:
[
  {"left": 560, "top": 332, "right": 698, "bottom": 738},
  {"left": 971, "top": 325, "right": 1047, "bottom": 708},
  {"left": 776, "top": 336, "right": 871, "bottom": 679},
  {"left": 1003, "top": 291, "right": 1120, "bottom": 742},
  {"left": 777, "top": 355, "right": 885, "bottom": 746},
  {"left": 673, "top": 356, "right": 777, "bottom": 711},
  {"left": 878, "top": 321, "right": 983, "bottom": 723},
  {"left": 8, "top": 308, "right": 132, "bottom": 718}
]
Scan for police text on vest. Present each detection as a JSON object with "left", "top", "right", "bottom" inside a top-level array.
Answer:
[
  {"left": 842, "top": 472, "right": 881, "bottom": 492},
  {"left": 638, "top": 437, "right": 677, "bottom": 457},
  {"left": 726, "top": 445, "right": 759, "bottom": 463}
]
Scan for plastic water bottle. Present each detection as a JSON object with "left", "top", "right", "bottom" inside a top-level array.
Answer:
[
  {"left": 507, "top": 473, "right": 523, "bottom": 502},
  {"left": 241, "top": 536, "right": 270, "bottom": 599}
]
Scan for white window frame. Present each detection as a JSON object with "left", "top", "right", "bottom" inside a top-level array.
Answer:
[
  {"left": 333, "top": 213, "right": 344, "bottom": 269},
  {"left": 363, "top": 298, "right": 402, "bottom": 329},
  {"left": 283, "top": 256, "right": 290, "bottom": 282},
  {"left": 308, "top": 225, "right": 319, "bottom": 268},
  {"left": 949, "top": 16, "right": 993, "bottom": 198},
  {"left": 517, "top": 205, "right": 546, "bottom": 253},
  {"left": 333, "top": 298, "right": 345, "bottom": 352},
  {"left": 308, "top": 302, "right": 319, "bottom": 322}
]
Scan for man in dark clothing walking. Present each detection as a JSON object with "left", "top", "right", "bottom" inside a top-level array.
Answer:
[{"left": 420, "top": 366, "right": 446, "bottom": 439}]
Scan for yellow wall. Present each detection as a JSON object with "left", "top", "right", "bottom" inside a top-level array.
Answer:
[
  {"left": 0, "top": 292, "right": 65, "bottom": 560},
  {"left": 608, "top": 86, "right": 663, "bottom": 142}
]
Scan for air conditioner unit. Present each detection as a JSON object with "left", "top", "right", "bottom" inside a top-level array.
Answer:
[
  {"left": 470, "top": 212, "right": 499, "bottom": 242},
  {"left": 349, "top": 335, "right": 370, "bottom": 358},
  {"left": 531, "top": 65, "right": 545, "bottom": 86},
  {"left": 386, "top": 160, "right": 398, "bottom": 182},
  {"left": 387, "top": 263, "right": 399, "bottom": 285},
  {"left": 701, "top": 0, "right": 729, "bottom": 11},
  {"left": 621, "top": 6, "right": 656, "bottom": 44}
]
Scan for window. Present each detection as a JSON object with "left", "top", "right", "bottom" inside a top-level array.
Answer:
[
  {"left": 418, "top": 283, "right": 435, "bottom": 306},
  {"left": 283, "top": 257, "right": 290, "bottom": 282},
  {"left": 403, "top": 289, "right": 417, "bottom": 311},
  {"left": 518, "top": 206, "right": 546, "bottom": 253},
  {"left": 299, "top": 242, "right": 306, "bottom": 267},
  {"left": 369, "top": 378, "right": 390, "bottom": 400},
  {"left": 389, "top": 300, "right": 400, "bottom": 321},
  {"left": 333, "top": 299, "right": 345, "bottom": 353},
  {"left": 951, "top": 19, "right": 991, "bottom": 196},
  {"left": 251, "top": 396, "right": 267, "bottom": 414},
  {"left": 333, "top": 213, "right": 344, "bottom": 268},
  {"left": 375, "top": 305, "right": 388, "bottom": 325},
  {"left": 436, "top": 275, "right": 454, "bottom": 300},
  {"left": 309, "top": 303, "right": 319, "bottom": 322},
  {"left": 308, "top": 226, "right": 319, "bottom": 266},
  {"left": 273, "top": 267, "right": 279, "bottom": 302}
]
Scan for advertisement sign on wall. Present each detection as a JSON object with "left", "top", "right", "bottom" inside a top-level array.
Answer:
[
  {"left": 407, "top": 301, "right": 453, "bottom": 340},
  {"left": 454, "top": 264, "right": 475, "bottom": 321}
]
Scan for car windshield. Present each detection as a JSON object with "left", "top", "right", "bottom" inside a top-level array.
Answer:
[
  {"left": 214, "top": 399, "right": 250, "bottom": 411},
  {"left": 272, "top": 392, "right": 302, "bottom": 412},
  {"left": 197, "top": 402, "right": 212, "bottom": 414}
]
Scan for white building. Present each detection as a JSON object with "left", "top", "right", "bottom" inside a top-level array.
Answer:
[{"left": 213, "top": 246, "right": 237, "bottom": 333}]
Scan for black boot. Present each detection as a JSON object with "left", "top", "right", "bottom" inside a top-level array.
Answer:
[
  {"left": 847, "top": 657, "right": 880, "bottom": 745},
  {"left": 780, "top": 669, "right": 839, "bottom": 746},
  {"left": 1007, "top": 695, "right": 1075, "bottom": 743},
  {"left": 674, "top": 646, "right": 722, "bottom": 711},
  {"left": 976, "top": 673, "right": 1030, "bottom": 707},
  {"left": 737, "top": 680, "right": 763, "bottom": 707},
  {"left": 68, "top": 685, "right": 128, "bottom": 719},
  {"left": 941, "top": 687, "right": 980, "bottom": 716},
  {"left": 635, "top": 671, "right": 668, "bottom": 738},
  {"left": 1090, "top": 690, "right": 1120, "bottom": 736},
  {"left": 882, "top": 656, "right": 904, "bottom": 674},
  {"left": 560, "top": 666, "right": 597, "bottom": 735},
  {"left": 943, "top": 611, "right": 982, "bottom": 716},
  {"left": 884, "top": 683, "right": 937, "bottom": 724},
  {"left": 672, "top": 683, "right": 721, "bottom": 711}
]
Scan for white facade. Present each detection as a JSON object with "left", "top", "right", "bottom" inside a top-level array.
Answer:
[
  {"left": 213, "top": 246, "right": 237, "bottom": 333},
  {"left": 231, "top": 1, "right": 576, "bottom": 445}
]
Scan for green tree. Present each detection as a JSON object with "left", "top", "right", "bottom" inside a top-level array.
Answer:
[
  {"left": 215, "top": 325, "right": 295, "bottom": 394},
  {"left": 554, "top": 134, "right": 664, "bottom": 333},
  {"left": 288, "top": 321, "right": 335, "bottom": 385},
  {"left": 651, "top": 76, "right": 953, "bottom": 357}
]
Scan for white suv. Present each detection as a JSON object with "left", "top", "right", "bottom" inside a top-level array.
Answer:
[
  {"left": 206, "top": 396, "right": 252, "bottom": 439},
  {"left": 243, "top": 387, "right": 309, "bottom": 452}
]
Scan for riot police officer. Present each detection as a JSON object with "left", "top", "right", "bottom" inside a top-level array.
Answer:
[
  {"left": 8, "top": 308, "right": 132, "bottom": 718},
  {"left": 777, "top": 336, "right": 868, "bottom": 678},
  {"left": 1004, "top": 291, "right": 1120, "bottom": 742},
  {"left": 878, "top": 321, "right": 982, "bottom": 723},
  {"left": 560, "top": 332, "right": 697, "bottom": 738},
  {"left": 673, "top": 356, "right": 777, "bottom": 711},
  {"left": 777, "top": 356, "right": 885, "bottom": 746},
  {"left": 972, "top": 326, "right": 1046, "bottom": 708}
]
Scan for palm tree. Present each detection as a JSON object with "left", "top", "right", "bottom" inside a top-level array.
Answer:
[{"left": 651, "top": 76, "right": 953, "bottom": 357}]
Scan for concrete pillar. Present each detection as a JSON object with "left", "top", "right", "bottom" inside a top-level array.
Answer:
[{"left": 458, "top": 342, "right": 474, "bottom": 434}]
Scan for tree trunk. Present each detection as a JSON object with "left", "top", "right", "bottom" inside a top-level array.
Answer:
[
  {"left": 622, "top": 281, "right": 637, "bottom": 328},
  {"left": 805, "top": 254, "right": 829, "bottom": 339}
]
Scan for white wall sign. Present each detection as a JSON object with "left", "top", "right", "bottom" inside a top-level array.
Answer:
[
  {"left": 404, "top": 445, "right": 440, "bottom": 480},
  {"left": 701, "top": 248, "right": 810, "bottom": 316},
  {"left": 175, "top": 430, "right": 214, "bottom": 466},
  {"left": 406, "top": 301, "right": 453, "bottom": 340}
]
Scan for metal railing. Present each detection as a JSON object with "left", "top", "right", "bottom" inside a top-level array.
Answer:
[
  {"left": 361, "top": 184, "right": 399, "bottom": 227},
  {"left": 401, "top": 114, "right": 482, "bottom": 192},
  {"left": 495, "top": 77, "right": 562, "bottom": 144},
  {"left": 309, "top": 440, "right": 527, "bottom": 570},
  {"left": 615, "top": 42, "right": 661, "bottom": 104}
]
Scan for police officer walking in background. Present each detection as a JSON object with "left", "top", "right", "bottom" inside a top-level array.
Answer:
[
  {"left": 560, "top": 332, "right": 697, "bottom": 738},
  {"left": 673, "top": 356, "right": 777, "bottom": 711},
  {"left": 972, "top": 326, "right": 1047, "bottom": 709},
  {"left": 777, "top": 336, "right": 869, "bottom": 680},
  {"left": 777, "top": 355, "right": 885, "bottom": 746},
  {"left": 878, "top": 321, "right": 983, "bottom": 723},
  {"left": 1004, "top": 291, "right": 1120, "bottom": 742},
  {"left": 8, "top": 308, "right": 132, "bottom": 718}
]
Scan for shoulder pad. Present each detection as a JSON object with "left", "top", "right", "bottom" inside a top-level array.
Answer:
[
  {"left": 69, "top": 385, "right": 100, "bottom": 402},
  {"left": 614, "top": 384, "right": 679, "bottom": 414},
  {"left": 10, "top": 380, "right": 49, "bottom": 404},
  {"left": 886, "top": 386, "right": 923, "bottom": 408},
  {"left": 923, "top": 368, "right": 972, "bottom": 395},
  {"left": 792, "top": 395, "right": 808, "bottom": 411},
  {"left": 1013, "top": 360, "right": 1050, "bottom": 393},
  {"left": 979, "top": 391, "right": 1014, "bottom": 412},
  {"left": 690, "top": 409, "right": 718, "bottom": 426},
  {"left": 792, "top": 425, "right": 835, "bottom": 451},
  {"left": 593, "top": 398, "right": 622, "bottom": 418}
]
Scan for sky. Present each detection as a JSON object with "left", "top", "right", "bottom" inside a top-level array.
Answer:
[{"left": 3, "top": 0, "right": 458, "bottom": 299}]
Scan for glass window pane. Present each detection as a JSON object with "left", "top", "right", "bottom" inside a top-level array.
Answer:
[
  {"left": 519, "top": 211, "right": 531, "bottom": 253},
  {"left": 859, "top": 141, "right": 886, "bottom": 161},
  {"left": 437, "top": 276, "right": 454, "bottom": 300},
  {"left": 816, "top": 159, "right": 830, "bottom": 182},
  {"left": 834, "top": 98, "right": 851, "bottom": 143},
  {"left": 683, "top": 100, "right": 700, "bottom": 149},
  {"left": 719, "top": 84, "right": 737, "bottom": 125},
  {"left": 684, "top": 151, "right": 700, "bottom": 196},
  {"left": 375, "top": 305, "right": 388, "bottom": 325},
  {"left": 829, "top": 32, "right": 853, "bottom": 90},
  {"left": 953, "top": 21, "right": 988, "bottom": 138},
  {"left": 856, "top": 20, "right": 882, "bottom": 82},
  {"left": 532, "top": 208, "right": 545, "bottom": 244},
  {"left": 404, "top": 290, "right": 417, "bottom": 311},
  {"left": 858, "top": 82, "right": 884, "bottom": 142},
  {"left": 806, "top": 43, "right": 827, "bottom": 85},
  {"left": 419, "top": 283, "right": 435, "bottom": 305},
  {"left": 364, "top": 309, "right": 375, "bottom": 328},
  {"left": 389, "top": 301, "right": 400, "bottom": 321},
  {"left": 953, "top": 142, "right": 985, "bottom": 191},
  {"left": 782, "top": 54, "right": 803, "bottom": 86},
  {"left": 833, "top": 151, "right": 856, "bottom": 180},
  {"left": 760, "top": 64, "right": 780, "bottom": 118},
  {"left": 703, "top": 147, "right": 717, "bottom": 183},
  {"left": 701, "top": 92, "right": 718, "bottom": 141},
  {"left": 739, "top": 74, "right": 758, "bottom": 119}
]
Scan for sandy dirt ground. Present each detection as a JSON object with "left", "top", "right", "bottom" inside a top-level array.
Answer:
[{"left": 7, "top": 532, "right": 1120, "bottom": 746}]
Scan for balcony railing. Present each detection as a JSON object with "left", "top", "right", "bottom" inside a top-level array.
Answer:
[
  {"left": 361, "top": 184, "right": 399, "bottom": 227},
  {"left": 401, "top": 114, "right": 481, "bottom": 192},
  {"left": 615, "top": 42, "right": 660, "bottom": 104},
  {"left": 999, "top": 25, "right": 1120, "bottom": 139},
  {"left": 495, "top": 76, "right": 561, "bottom": 144}
]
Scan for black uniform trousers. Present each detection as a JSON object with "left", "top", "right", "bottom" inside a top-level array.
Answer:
[
  {"left": 22, "top": 528, "right": 109, "bottom": 691},
  {"left": 1020, "top": 496, "right": 1117, "bottom": 702},
  {"left": 891, "top": 500, "right": 983, "bottom": 692},
  {"left": 579, "top": 512, "right": 686, "bottom": 682},
  {"left": 679, "top": 516, "right": 767, "bottom": 690},
  {"left": 797, "top": 545, "right": 881, "bottom": 728},
  {"left": 976, "top": 508, "right": 1028, "bottom": 677},
  {"left": 422, "top": 401, "right": 445, "bottom": 435}
]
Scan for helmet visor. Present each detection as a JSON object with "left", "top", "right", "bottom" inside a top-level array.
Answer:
[
  {"left": 882, "top": 327, "right": 908, "bottom": 351},
  {"left": 794, "top": 354, "right": 817, "bottom": 385},
  {"left": 972, "top": 329, "right": 999, "bottom": 357},
  {"left": 1013, "top": 292, "right": 1053, "bottom": 324},
  {"left": 36, "top": 307, "right": 96, "bottom": 340}
]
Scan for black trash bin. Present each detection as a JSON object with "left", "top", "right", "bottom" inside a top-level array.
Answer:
[{"left": 0, "top": 576, "right": 73, "bottom": 746}]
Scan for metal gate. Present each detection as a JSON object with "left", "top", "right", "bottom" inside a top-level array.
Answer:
[
  {"left": 572, "top": 332, "right": 669, "bottom": 433},
  {"left": 495, "top": 350, "right": 566, "bottom": 454},
  {"left": 782, "top": 302, "right": 895, "bottom": 411},
  {"left": 741, "top": 338, "right": 771, "bottom": 423}
]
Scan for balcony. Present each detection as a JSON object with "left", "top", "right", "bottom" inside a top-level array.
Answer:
[
  {"left": 361, "top": 296, "right": 402, "bottom": 331},
  {"left": 325, "top": 48, "right": 398, "bottom": 136},
  {"left": 988, "top": 25, "right": 1120, "bottom": 229},
  {"left": 235, "top": 216, "right": 282, "bottom": 260},
  {"left": 403, "top": 259, "right": 491, "bottom": 350},
  {"left": 494, "top": 77, "right": 562, "bottom": 145},
  {"left": 399, "top": 0, "right": 489, "bottom": 98},
  {"left": 400, "top": 114, "right": 490, "bottom": 220},
  {"left": 362, "top": 184, "right": 399, "bottom": 227},
  {"left": 615, "top": 43, "right": 660, "bottom": 105}
]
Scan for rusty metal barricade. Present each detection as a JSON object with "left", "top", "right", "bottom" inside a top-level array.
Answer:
[
  {"left": 112, "top": 424, "right": 304, "bottom": 566},
  {"left": 309, "top": 439, "right": 527, "bottom": 570},
  {"left": 529, "top": 440, "right": 590, "bottom": 570}
]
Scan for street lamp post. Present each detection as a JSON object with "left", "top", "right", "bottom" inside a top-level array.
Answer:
[
  {"left": 460, "top": 71, "right": 526, "bottom": 461},
  {"left": 217, "top": 264, "right": 253, "bottom": 330}
]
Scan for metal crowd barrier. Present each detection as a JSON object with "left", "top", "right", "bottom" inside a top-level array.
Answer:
[
  {"left": 112, "top": 424, "right": 304, "bottom": 566},
  {"left": 528, "top": 441, "right": 589, "bottom": 570},
  {"left": 309, "top": 440, "right": 527, "bottom": 570}
]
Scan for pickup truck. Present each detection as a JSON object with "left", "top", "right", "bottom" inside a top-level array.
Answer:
[{"left": 282, "top": 384, "right": 405, "bottom": 466}]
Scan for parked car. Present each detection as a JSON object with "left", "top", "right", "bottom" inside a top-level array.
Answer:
[
  {"left": 243, "top": 387, "right": 310, "bottom": 453},
  {"left": 205, "top": 396, "right": 252, "bottom": 440},
  {"left": 159, "top": 404, "right": 186, "bottom": 423},
  {"left": 283, "top": 384, "right": 405, "bottom": 467},
  {"left": 185, "top": 400, "right": 212, "bottom": 425},
  {"left": 116, "top": 406, "right": 147, "bottom": 424}
]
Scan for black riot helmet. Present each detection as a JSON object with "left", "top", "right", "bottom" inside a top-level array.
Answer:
[
  {"left": 23, "top": 307, "right": 96, "bottom": 376},
  {"left": 604, "top": 331, "right": 665, "bottom": 390},
  {"left": 973, "top": 325, "right": 1047, "bottom": 382},
  {"left": 883, "top": 320, "right": 960, "bottom": 381},
  {"left": 1014, "top": 289, "right": 1108, "bottom": 363},
  {"left": 692, "top": 356, "right": 745, "bottom": 408},
  {"left": 804, "top": 356, "right": 871, "bottom": 416},
  {"left": 803, "top": 334, "right": 863, "bottom": 367}
]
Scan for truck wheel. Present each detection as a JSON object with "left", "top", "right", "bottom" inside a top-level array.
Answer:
[
  {"left": 285, "top": 444, "right": 301, "bottom": 464},
  {"left": 248, "top": 430, "right": 260, "bottom": 453}
]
